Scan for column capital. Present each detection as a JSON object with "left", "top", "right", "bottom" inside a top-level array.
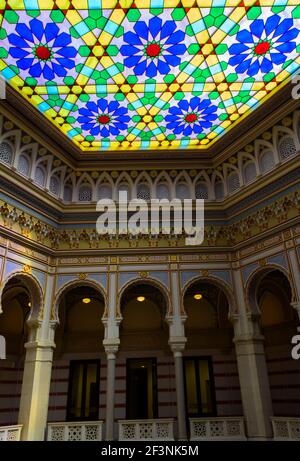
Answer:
[
  {"left": 169, "top": 336, "right": 187, "bottom": 356},
  {"left": 103, "top": 338, "right": 120, "bottom": 358}
]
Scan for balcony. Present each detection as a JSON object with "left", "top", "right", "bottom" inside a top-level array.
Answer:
[
  {"left": 118, "top": 419, "right": 174, "bottom": 441},
  {"left": 47, "top": 421, "right": 103, "bottom": 441},
  {"left": 0, "top": 425, "right": 22, "bottom": 441},
  {"left": 271, "top": 417, "right": 300, "bottom": 441},
  {"left": 189, "top": 417, "right": 246, "bottom": 441}
]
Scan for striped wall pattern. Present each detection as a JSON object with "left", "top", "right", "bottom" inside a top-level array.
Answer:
[
  {"left": 47, "top": 350, "right": 242, "bottom": 423},
  {"left": 0, "top": 361, "right": 23, "bottom": 426},
  {"left": 266, "top": 345, "right": 300, "bottom": 417},
  {"left": 212, "top": 354, "right": 243, "bottom": 416}
]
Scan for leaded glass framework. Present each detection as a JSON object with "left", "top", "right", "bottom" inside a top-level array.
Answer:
[{"left": 0, "top": 1, "right": 299, "bottom": 152}]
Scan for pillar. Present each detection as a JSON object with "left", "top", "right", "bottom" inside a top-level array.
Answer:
[
  {"left": 287, "top": 247, "right": 300, "bottom": 301},
  {"left": 18, "top": 273, "right": 56, "bottom": 441},
  {"left": 18, "top": 333, "right": 55, "bottom": 440},
  {"left": 104, "top": 339, "right": 119, "bottom": 441},
  {"left": 232, "top": 269, "right": 273, "bottom": 439},
  {"left": 169, "top": 338, "right": 187, "bottom": 441},
  {"left": 234, "top": 329, "right": 273, "bottom": 439}
]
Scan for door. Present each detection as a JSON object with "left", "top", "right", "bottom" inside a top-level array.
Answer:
[
  {"left": 67, "top": 360, "right": 100, "bottom": 421},
  {"left": 126, "top": 358, "right": 158, "bottom": 419},
  {"left": 184, "top": 357, "right": 216, "bottom": 418}
]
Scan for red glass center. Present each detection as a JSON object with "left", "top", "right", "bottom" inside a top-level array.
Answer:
[
  {"left": 185, "top": 113, "right": 198, "bottom": 123},
  {"left": 35, "top": 46, "right": 51, "bottom": 60},
  {"left": 98, "top": 115, "right": 110, "bottom": 124},
  {"left": 146, "top": 43, "right": 161, "bottom": 58},
  {"left": 254, "top": 41, "right": 270, "bottom": 55}
]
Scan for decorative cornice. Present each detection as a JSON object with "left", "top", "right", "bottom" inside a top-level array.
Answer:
[{"left": 1, "top": 187, "right": 299, "bottom": 252}]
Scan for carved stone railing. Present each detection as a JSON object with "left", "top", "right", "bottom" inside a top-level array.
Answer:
[
  {"left": 47, "top": 421, "right": 103, "bottom": 441},
  {"left": 119, "top": 419, "right": 174, "bottom": 441},
  {"left": 271, "top": 417, "right": 300, "bottom": 440},
  {"left": 190, "top": 417, "right": 246, "bottom": 440},
  {"left": 0, "top": 425, "right": 22, "bottom": 441}
]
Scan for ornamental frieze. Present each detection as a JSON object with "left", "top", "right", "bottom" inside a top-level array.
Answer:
[{"left": 0, "top": 189, "right": 300, "bottom": 251}]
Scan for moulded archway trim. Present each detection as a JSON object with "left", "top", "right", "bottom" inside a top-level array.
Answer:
[
  {"left": 117, "top": 277, "right": 172, "bottom": 320},
  {"left": 0, "top": 271, "right": 44, "bottom": 322},
  {"left": 52, "top": 279, "right": 107, "bottom": 323},
  {"left": 245, "top": 264, "right": 297, "bottom": 316},
  {"left": 181, "top": 275, "right": 237, "bottom": 320}
]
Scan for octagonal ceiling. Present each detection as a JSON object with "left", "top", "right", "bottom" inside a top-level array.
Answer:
[{"left": 0, "top": 1, "right": 299, "bottom": 152}]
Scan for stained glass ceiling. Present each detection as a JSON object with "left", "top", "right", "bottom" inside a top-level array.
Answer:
[{"left": 0, "top": 1, "right": 300, "bottom": 152}]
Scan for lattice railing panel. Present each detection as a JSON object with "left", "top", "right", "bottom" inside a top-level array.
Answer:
[
  {"left": 190, "top": 418, "right": 246, "bottom": 440},
  {"left": 0, "top": 425, "right": 22, "bottom": 441},
  {"left": 119, "top": 419, "right": 174, "bottom": 441},
  {"left": 272, "top": 418, "right": 300, "bottom": 440},
  {"left": 47, "top": 422, "right": 103, "bottom": 441}
]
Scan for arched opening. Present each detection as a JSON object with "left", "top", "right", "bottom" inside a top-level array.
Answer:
[
  {"left": 278, "top": 136, "right": 297, "bottom": 161},
  {"left": 119, "top": 282, "right": 173, "bottom": 421},
  {"left": 214, "top": 179, "right": 224, "bottom": 200},
  {"left": 260, "top": 149, "right": 275, "bottom": 173},
  {"left": 176, "top": 183, "right": 189, "bottom": 200},
  {"left": 48, "top": 284, "right": 105, "bottom": 424},
  {"left": 227, "top": 172, "right": 240, "bottom": 193},
  {"left": 243, "top": 162, "right": 256, "bottom": 184},
  {"left": 0, "top": 277, "right": 31, "bottom": 426},
  {"left": 137, "top": 183, "right": 151, "bottom": 201},
  {"left": 34, "top": 165, "right": 46, "bottom": 187},
  {"left": 254, "top": 269, "right": 300, "bottom": 417},
  {"left": 78, "top": 184, "right": 92, "bottom": 202},
  {"left": 98, "top": 184, "right": 112, "bottom": 200},
  {"left": 183, "top": 280, "right": 242, "bottom": 420},
  {"left": 17, "top": 154, "right": 30, "bottom": 177},
  {"left": 49, "top": 175, "right": 60, "bottom": 197},
  {"left": 195, "top": 182, "right": 208, "bottom": 199},
  {"left": 0, "top": 141, "right": 13, "bottom": 165},
  {"left": 156, "top": 183, "right": 170, "bottom": 200}
]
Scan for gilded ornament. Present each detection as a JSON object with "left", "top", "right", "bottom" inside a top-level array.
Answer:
[
  {"left": 258, "top": 258, "right": 267, "bottom": 266},
  {"left": 4, "top": 121, "right": 14, "bottom": 130}
]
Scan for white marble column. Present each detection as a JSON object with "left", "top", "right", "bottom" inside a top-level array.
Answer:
[
  {"left": 104, "top": 340, "right": 119, "bottom": 441},
  {"left": 287, "top": 247, "right": 300, "bottom": 322},
  {"left": 103, "top": 271, "right": 120, "bottom": 441},
  {"left": 18, "top": 330, "right": 55, "bottom": 440},
  {"left": 234, "top": 328, "right": 273, "bottom": 439},
  {"left": 18, "top": 273, "right": 56, "bottom": 441},
  {"left": 287, "top": 247, "right": 300, "bottom": 299},
  {"left": 169, "top": 338, "right": 187, "bottom": 441},
  {"left": 232, "top": 269, "right": 273, "bottom": 439}
]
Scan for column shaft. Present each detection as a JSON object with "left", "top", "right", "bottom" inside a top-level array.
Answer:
[
  {"left": 173, "top": 351, "right": 188, "bottom": 440},
  {"left": 18, "top": 343, "right": 54, "bottom": 441},
  {"left": 234, "top": 335, "right": 273, "bottom": 439},
  {"left": 105, "top": 353, "right": 117, "bottom": 441}
]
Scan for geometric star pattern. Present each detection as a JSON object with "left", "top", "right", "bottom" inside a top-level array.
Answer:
[{"left": 0, "top": 1, "right": 299, "bottom": 152}]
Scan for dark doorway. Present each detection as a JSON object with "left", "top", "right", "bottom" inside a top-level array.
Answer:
[
  {"left": 184, "top": 357, "right": 216, "bottom": 418},
  {"left": 126, "top": 358, "right": 158, "bottom": 419},
  {"left": 67, "top": 359, "right": 100, "bottom": 421}
]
